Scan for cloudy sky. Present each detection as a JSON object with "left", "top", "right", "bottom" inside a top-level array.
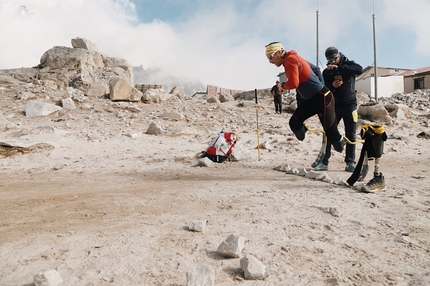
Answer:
[{"left": 1, "top": 0, "right": 429, "bottom": 91}]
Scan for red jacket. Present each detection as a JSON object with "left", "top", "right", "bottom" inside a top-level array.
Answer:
[{"left": 281, "top": 50, "right": 324, "bottom": 100}]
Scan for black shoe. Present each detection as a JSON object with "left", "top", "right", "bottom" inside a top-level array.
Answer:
[
  {"left": 361, "top": 172, "right": 386, "bottom": 193},
  {"left": 333, "top": 137, "right": 346, "bottom": 152}
]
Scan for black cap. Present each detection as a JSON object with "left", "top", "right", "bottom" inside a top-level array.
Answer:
[{"left": 325, "top": 46, "right": 339, "bottom": 61}]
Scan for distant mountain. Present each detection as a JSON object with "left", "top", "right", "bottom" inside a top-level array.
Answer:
[
  {"left": 0, "top": 3, "right": 36, "bottom": 18},
  {"left": 133, "top": 65, "right": 206, "bottom": 95}
]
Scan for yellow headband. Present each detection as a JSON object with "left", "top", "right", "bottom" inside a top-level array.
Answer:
[{"left": 265, "top": 42, "right": 284, "bottom": 55}]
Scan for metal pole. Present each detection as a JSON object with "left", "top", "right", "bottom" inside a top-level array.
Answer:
[
  {"left": 254, "top": 88, "right": 261, "bottom": 161},
  {"left": 373, "top": 0, "right": 378, "bottom": 101},
  {"left": 316, "top": 0, "right": 320, "bottom": 67}
]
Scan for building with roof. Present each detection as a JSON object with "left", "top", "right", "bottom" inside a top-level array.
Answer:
[
  {"left": 356, "top": 66, "right": 430, "bottom": 98},
  {"left": 397, "top": 66, "right": 430, "bottom": 93}
]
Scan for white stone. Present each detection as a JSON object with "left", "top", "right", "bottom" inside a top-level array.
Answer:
[
  {"left": 25, "top": 100, "right": 62, "bottom": 117},
  {"left": 186, "top": 264, "right": 214, "bottom": 286},
  {"left": 198, "top": 157, "right": 213, "bottom": 167},
  {"left": 240, "top": 254, "right": 269, "bottom": 280},
  {"left": 217, "top": 234, "right": 245, "bottom": 258},
  {"left": 34, "top": 270, "right": 63, "bottom": 286},
  {"left": 188, "top": 220, "right": 206, "bottom": 232}
]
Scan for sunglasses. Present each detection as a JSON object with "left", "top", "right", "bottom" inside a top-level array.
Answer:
[
  {"left": 327, "top": 55, "right": 339, "bottom": 63},
  {"left": 267, "top": 50, "right": 279, "bottom": 61}
]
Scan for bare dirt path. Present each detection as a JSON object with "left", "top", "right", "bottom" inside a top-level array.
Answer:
[{"left": 1, "top": 155, "right": 430, "bottom": 285}]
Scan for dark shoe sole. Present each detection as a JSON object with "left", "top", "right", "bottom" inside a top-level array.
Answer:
[{"left": 361, "top": 185, "right": 387, "bottom": 193}]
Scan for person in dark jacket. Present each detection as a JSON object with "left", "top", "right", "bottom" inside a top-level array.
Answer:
[
  {"left": 271, "top": 80, "right": 284, "bottom": 114},
  {"left": 313, "top": 46, "right": 363, "bottom": 172}
]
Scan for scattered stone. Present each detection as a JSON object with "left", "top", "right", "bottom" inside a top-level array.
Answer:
[
  {"left": 240, "top": 254, "right": 269, "bottom": 280},
  {"left": 274, "top": 163, "right": 291, "bottom": 172},
  {"left": 188, "top": 220, "right": 206, "bottom": 232},
  {"left": 162, "top": 111, "right": 184, "bottom": 121},
  {"left": 417, "top": 131, "right": 430, "bottom": 139},
  {"left": 259, "top": 140, "right": 271, "bottom": 150},
  {"left": 230, "top": 143, "right": 251, "bottom": 161},
  {"left": 219, "top": 93, "right": 234, "bottom": 103},
  {"left": 217, "top": 234, "right": 245, "bottom": 258},
  {"left": 198, "top": 157, "right": 213, "bottom": 167},
  {"left": 61, "top": 98, "right": 76, "bottom": 110},
  {"left": 305, "top": 170, "right": 325, "bottom": 180},
  {"left": 314, "top": 206, "right": 339, "bottom": 218},
  {"left": 325, "top": 277, "right": 339, "bottom": 285},
  {"left": 334, "top": 177, "right": 345, "bottom": 185},
  {"left": 169, "top": 86, "right": 185, "bottom": 98},
  {"left": 358, "top": 102, "right": 392, "bottom": 124},
  {"left": 298, "top": 168, "right": 307, "bottom": 176},
  {"left": 206, "top": 95, "right": 220, "bottom": 103},
  {"left": 34, "top": 269, "right": 63, "bottom": 286},
  {"left": 146, "top": 122, "right": 164, "bottom": 135},
  {"left": 87, "top": 132, "right": 105, "bottom": 141},
  {"left": 125, "top": 132, "right": 142, "bottom": 139},
  {"left": 25, "top": 100, "right": 62, "bottom": 117},
  {"left": 141, "top": 89, "right": 169, "bottom": 103},
  {"left": 322, "top": 174, "right": 333, "bottom": 184},
  {"left": 186, "top": 264, "right": 215, "bottom": 286},
  {"left": 53, "top": 164, "right": 64, "bottom": 170}
]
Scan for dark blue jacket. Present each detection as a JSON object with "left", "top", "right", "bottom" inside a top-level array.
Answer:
[{"left": 322, "top": 52, "right": 363, "bottom": 106}]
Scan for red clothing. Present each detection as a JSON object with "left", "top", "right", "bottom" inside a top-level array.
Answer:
[{"left": 281, "top": 50, "right": 324, "bottom": 100}]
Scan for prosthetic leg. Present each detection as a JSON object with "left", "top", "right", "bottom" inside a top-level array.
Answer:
[
  {"left": 347, "top": 124, "right": 387, "bottom": 192},
  {"left": 312, "top": 133, "right": 327, "bottom": 168}
]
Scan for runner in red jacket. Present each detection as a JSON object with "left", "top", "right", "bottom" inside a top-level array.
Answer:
[{"left": 265, "top": 42, "right": 345, "bottom": 152}]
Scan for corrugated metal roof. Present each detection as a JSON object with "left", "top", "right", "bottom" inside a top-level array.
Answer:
[{"left": 398, "top": 66, "right": 430, "bottom": 76}]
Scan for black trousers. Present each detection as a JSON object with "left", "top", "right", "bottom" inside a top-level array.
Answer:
[
  {"left": 321, "top": 103, "right": 357, "bottom": 165},
  {"left": 289, "top": 86, "right": 342, "bottom": 145},
  {"left": 274, "top": 96, "right": 282, "bottom": 113}
]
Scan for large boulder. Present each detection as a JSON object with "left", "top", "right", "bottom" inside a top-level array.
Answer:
[
  {"left": 109, "top": 77, "right": 142, "bottom": 102},
  {"left": 40, "top": 46, "right": 104, "bottom": 71},
  {"left": 33, "top": 38, "right": 137, "bottom": 101},
  {"left": 358, "top": 102, "right": 392, "bottom": 124}
]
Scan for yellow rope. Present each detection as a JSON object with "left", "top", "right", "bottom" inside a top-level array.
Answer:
[
  {"left": 343, "top": 135, "right": 364, "bottom": 145},
  {"left": 304, "top": 124, "right": 364, "bottom": 145},
  {"left": 303, "top": 124, "right": 324, "bottom": 134},
  {"left": 361, "top": 124, "right": 385, "bottom": 135}
]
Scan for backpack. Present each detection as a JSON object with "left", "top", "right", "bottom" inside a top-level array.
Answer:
[{"left": 204, "top": 132, "right": 237, "bottom": 163}]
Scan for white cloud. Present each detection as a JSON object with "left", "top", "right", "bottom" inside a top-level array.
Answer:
[
  {"left": 1, "top": 0, "right": 429, "bottom": 91},
  {"left": 379, "top": 0, "right": 430, "bottom": 57}
]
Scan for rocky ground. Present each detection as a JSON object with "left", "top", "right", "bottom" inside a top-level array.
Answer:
[{"left": 0, "top": 75, "right": 430, "bottom": 285}]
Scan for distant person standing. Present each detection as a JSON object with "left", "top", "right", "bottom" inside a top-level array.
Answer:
[
  {"left": 271, "top": 80, "right": 284, "bottom": 114},
  {"left": 313, "top": 46, "right": 363, "bottom": 172},
  {"left": 264, "top": 42, "right": 346, "bottom": 153}
]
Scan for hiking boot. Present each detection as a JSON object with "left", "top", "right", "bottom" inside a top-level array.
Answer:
[
  {"left": 333, "top": 137, "right": 346, "bottom": 153},
  {"left": 361, "top": 172, "right": 386, "bottom": 193},
  {"left": 314, "top": 163, "right": 328, "bottom": 171},
  {"left": 311, "top": 160, "right": 320, "bottom": 168},
  {"left": 345, "top": 163, "right": 355, "bottom": 172}
]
